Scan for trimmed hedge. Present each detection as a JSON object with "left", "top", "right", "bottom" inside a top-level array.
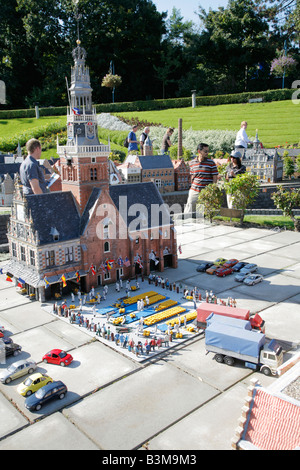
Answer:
[{"left": 0, "top": 88, "right": 294, "bottom": 119}]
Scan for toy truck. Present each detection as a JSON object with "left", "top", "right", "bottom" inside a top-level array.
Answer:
[
  {"left": 205, "top": 314, "right": 283, "bottom": 376},
  {"left": 196, "top": 303, "right": 265, "bottom": 332}
]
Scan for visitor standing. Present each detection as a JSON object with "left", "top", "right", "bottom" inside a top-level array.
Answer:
[
  {"left": 140, "top": 127, "right": 150, "bottom": 155},
  {"left": 234, "top": 121, "right": 253, "bottom": 151},
  {"left": 161, "top": 128, "right": 174, "bottom": 154},
  {"left": 20, "top": 138, "right": 49, "bottom": 195},
  {"left": 127, "top": 125, "right": 139, "bottom": 154},
  {"left": 184, "top": 143, "right": 218, "bottom": 215}
]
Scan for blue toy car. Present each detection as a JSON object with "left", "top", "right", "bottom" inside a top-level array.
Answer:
[{"left": 24, "top": 380, "right": 67, "bottom": 412}]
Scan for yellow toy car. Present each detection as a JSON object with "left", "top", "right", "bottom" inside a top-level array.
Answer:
[{"left": 17, "top": 373, "right": 53, "bottom": 397}]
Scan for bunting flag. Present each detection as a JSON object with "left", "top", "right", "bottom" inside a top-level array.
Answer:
[
  {"left": 90, "top": 264, "right": 96, "bottom": 275},
  {"left": 18, "top": 277, "right": 25, "bottom": 285},
  {"left": 72, "top": 107, "right": 80, "bottom": 115},
  {"left": 44, "top": 277, "right": 50, "bottom": 287},
  {"left": 61, "top": 274, "right": 67, "bottom": 287},
  {"left": 99, "top": 262, "right": 106, "bottom": 274},
  {"left": 105, "top": 260, "right": 114, "bottom": 271},
  {"left": 6, "top": 274, "right": 13, "bottom": 282},
  {"left": 124, "top": 256, "right": 131, "bottom": 267},
  {"left": 137, "top": 258, "right": 143, "bottom": 269},
  {"left": 178, "top": 244, "right": 182, "bottom": 254},
  {"left": 117, "top": 256, "right": 124, "bottom": 267},
  {"left": 75, "top": 271, "right": 80, "bottom": 283}
]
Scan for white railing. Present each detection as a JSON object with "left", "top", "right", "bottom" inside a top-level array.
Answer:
[{"left": 57, "top": 143, "right": 110, "bottom": 155}]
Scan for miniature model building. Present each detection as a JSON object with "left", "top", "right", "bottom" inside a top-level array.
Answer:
[
  {"left": 122, "top": 154, "right": 175, "bottom": 193},
  {"left": 5, "top": 40, "right": 177, "bottom": 301},
  {"left": 241, "top": 132, "right": 283, "bottom": 183}
]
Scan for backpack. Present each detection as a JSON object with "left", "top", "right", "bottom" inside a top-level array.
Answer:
[{"left": 124, "top": 136, "right": 129, "bottom": 148}]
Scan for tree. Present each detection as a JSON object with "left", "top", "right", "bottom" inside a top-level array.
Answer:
[
  {"left": 198, "top": 184, "right": 223, "bottom": 223},
  {"left": 271, "top": 185, "right": 300, "bottom": 231},
  {"left": 224, "top": 173, "right": 260, "bottom": 223},
  {"left": 194, "top": 0, "right": 275, "bottom": 94},
  {"left": 283, "top": 154, "right": 295, "bottom": 179}
]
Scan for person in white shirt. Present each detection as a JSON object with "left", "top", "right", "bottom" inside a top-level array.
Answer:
[{"left": 235, "top": 121, "right": 253, "bottom": 150}]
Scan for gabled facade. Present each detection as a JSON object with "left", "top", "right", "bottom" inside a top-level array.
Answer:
[{"left": 5, "top": 40, "right": 177, "bottom": 301}]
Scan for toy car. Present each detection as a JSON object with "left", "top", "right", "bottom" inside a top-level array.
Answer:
[
  {"left": 206, "top": 265, "right": 219, "bottom": 275},
  {"left": 17, "top": 373, "right": 53, "bottom": 397},
  {"left": 24, "top": 380, "right": 68, "bottom": 412},
  {"left": 239, "top": 263, "right": 258, "bottom": 274},
  {"left": 5, "top": 342, "right": 22, "bottom": 358},
  {"left": 196, "top": 262, "right": 213, "bottom": 272},
  {"left": 232, "top": 262, "right": 247, "bottom": 272},
  {"left": 0, "top": 359, "right": 37, "bottom": 384},
  {"left": 222, "top": 259, "right": 239, "bottom": 269},
  {"left": 42, "top": 349, "right": 73, "bottom": 367},
  {"left": 243, "top": 274, "right": 263, "bottom": 286},
  {"left": 234, "top": 272, "right": 253, "bottom": 282},
  {"left": 215, "top": 266, "right": 233, "bottom": 277},
  {"left": 213, "top": 258, "right": 227, "bottom": 266}
]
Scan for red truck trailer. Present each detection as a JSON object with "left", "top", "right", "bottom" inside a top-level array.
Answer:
[{"left": 196, "top": 303, "right": 265, "bottom": 332}]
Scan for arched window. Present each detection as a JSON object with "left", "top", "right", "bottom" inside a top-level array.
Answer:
[{"left": 104, "top": 241, "right": 110, "bottom": 252}]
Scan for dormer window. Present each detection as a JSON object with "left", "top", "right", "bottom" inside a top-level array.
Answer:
[{"left": 50, "top": 227, "right": 60, "bottom": 241}]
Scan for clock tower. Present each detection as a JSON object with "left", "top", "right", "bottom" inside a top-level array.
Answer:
[{"left": 57, "top": 40, "right": 110, "bottom": 214}]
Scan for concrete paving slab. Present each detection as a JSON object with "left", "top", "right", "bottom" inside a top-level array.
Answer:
[
  {"left": 0, "top": 302, "right": 55, "bottom": 335},
  {"left": 162, "top": 336, "right": 254, "bottom": 391},
  {"left": 233, "top": 238, "right": 284, "bottom": 256},
  {"left": 271, "top": 242, "right": 300, "bottom": 261},
  {"left": 1, "top": 341, "right": 140, "bottom": 422},
  {"left": 258, "top": 295, "right": 300, "bottom": 344},
  {"left": 225, "top": 227, "right": 274, "bottom": 241},
  {"left": 233, "top": 272, "right": 300, "bottom": 303},
  {"left": 280, "top": 262, "right": 300, "bottom": 280},
  {"left": 260, "top": 230, "right": 300, "bottom": 245},
  {"left": 63, "top": 361, "right": 219, "bottom": 450},
  {"left": 0, "top": 288, "right": 32, "bottom": 311},
  {"left": 189, "top": 248, "right": 254, "bottom": 264},
  {"left": 0, "top": 412, "right": 99, "bottom": 450},
  {"left": 234, "top": 252, "right": 296, "bottom": 277},
  {"left": 0, "top": 390, "right": 28, "bottom": 439},
  {"left": 145, "top": 382, "right": 248, "bottom": 450}
]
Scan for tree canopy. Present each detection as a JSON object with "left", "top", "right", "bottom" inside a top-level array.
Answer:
[{"left": 0, "top": 0, "right": 298, "bottom": 108}]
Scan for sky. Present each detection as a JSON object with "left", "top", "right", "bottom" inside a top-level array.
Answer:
[{"left": 153, "top": 0, "right": 229, "bottom": 23}]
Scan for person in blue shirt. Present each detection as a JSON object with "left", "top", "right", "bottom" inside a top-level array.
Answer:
[
  {"left": 127, "top": 125, "right": 139, "bottom": 154},
  {"left": 19, "top": 138, "right": 48, "bottom": 195}
]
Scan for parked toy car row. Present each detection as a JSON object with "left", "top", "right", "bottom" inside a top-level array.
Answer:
[
  {"left": 196, "top": 259, "right": 263, "bottom": 285},
  {"left": 0, "top": 334, "right": 72, "bottom": 412}
]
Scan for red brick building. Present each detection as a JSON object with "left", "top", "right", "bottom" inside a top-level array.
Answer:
[{"left": 5, "top": 41, "right": 177, "bottom": 301}]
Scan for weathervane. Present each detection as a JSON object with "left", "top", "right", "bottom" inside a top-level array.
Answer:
[{"left": 73, "top": 0, "right": 82, "bottom": 43}]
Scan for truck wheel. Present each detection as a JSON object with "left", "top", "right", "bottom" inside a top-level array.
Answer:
[
  {"left": 261, "top": 366, "right": 271, "bottom": 376},
  {"left": 224, "top": 356, "right": 234, "bottom": 366},
  {"left": 215, "top": 354, "right": 224, "bottom": 363}
]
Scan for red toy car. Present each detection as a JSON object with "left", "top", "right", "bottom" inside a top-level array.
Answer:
[
  {"left": 42, "top": 349, "right": 73, "bottom": 367},
  {"left": 215, "top": 266, "right": 233, "bottom": 277},
  {"left": 222, "top": 259, "right": 239, "bottom": 269}
]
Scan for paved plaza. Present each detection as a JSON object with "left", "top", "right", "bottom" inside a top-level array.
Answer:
[{"left": 0, "top": 220, "right": 299, "bottom": 450}]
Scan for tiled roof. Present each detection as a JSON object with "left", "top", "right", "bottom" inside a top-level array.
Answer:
[
  {"left": 138, "top": 154, "right": 173, "bottom": 170},
  {"left": 26, "top": 191, "right": 81, "bottom": 245},
  {"left": 243, "top": 387, "right": 300, "bottom": 450},
  {"left": 109, "top": 182, "right": 172, "bottom": 229}
]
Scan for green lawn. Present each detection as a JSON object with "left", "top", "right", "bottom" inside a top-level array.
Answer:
[
  {"left": 0, "top": 116, "right": 66, "bottom": 139},
  {"left": 115, "top": 99, "right": 300, "bottom": 148}
]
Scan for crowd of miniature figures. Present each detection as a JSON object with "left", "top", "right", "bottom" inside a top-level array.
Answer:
[{"left": 50, "top": 274, "right": 237, "bottom": 359}]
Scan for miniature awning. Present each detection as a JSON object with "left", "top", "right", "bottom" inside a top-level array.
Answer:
[{"left": 5, "top": 260, "right": 86, "bottom": 288}]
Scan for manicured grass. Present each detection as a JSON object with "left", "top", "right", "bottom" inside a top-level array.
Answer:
[
  {"left": 215, "top": 214, "right": 299, "bottom": 230},
  {"left": 0, "top": 116, "right": 66, "bottom": 139},
  {"left": 116, "top": 99, "right": 300, "bottom": 148}
]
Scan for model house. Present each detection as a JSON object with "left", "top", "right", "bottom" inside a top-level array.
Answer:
[{"left": 5, "top": 40, "right": 177, "bottom": 301}]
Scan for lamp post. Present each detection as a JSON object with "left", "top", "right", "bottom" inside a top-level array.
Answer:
[
  {"left": 110, "top": 61, "right": 115, "bottom": 103},
  {"left": 282, "top": 40, "right": 287, "bottom": 89}
]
